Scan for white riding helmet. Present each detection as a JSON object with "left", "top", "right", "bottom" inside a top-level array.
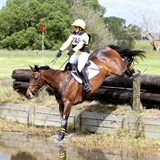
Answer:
[{"left": 72, "top": 19, "right": 86, "bottom": 29}]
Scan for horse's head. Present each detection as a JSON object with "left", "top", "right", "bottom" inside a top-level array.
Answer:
[{"left": 26, "top": 65, "right": 45, "bottom": 99}]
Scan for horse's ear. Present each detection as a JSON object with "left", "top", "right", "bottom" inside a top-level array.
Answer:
[
  {"left": 29, "top": 65, "right": 34, "bottom": 71},
  {"left": 34, "top": 65, "right": 39, "bottom": 71}
]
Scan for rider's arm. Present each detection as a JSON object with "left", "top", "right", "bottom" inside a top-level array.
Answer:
[
  {"left": 60, "top": 35, "right": 72, "bottom": 51},
  {"left": 73, "top": 33, "right": 89, "bottom": 52}
]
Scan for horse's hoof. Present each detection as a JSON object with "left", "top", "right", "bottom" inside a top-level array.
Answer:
[
  {"left": 54, "top": 135, "right": 62, "bottom": 141},
  {"left": 55, "top": 132, "right": 65, "bottom": 141}
]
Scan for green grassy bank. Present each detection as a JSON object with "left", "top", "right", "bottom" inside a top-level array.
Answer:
[
  {"left": 0, "top": 41, "right": 160, "bottom": 80},
  {"left": 0, "top": 50, "right": 69, "bottom": 80}
]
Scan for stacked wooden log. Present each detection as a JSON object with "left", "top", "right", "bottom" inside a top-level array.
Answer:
[
  {"left": 12, "top": 69, "right": 160, "bottom": 107},
  {"left": 12, "top": 69, "right": 33, "bottom": 95},
  {"left": 90, "top": 74, "right": 160, "bottom": 107}
]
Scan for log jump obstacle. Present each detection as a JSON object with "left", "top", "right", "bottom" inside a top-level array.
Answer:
[{"left": 12, "top": 69, "right": 160, "bottom": 109}]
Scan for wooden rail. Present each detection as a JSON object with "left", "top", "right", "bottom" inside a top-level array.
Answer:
[{"left": 1, "top": 103, "right": 160, "bottom": 139}]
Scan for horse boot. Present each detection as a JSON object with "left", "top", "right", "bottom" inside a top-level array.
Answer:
[
  {"left": 125, "top": 67, "right": 140, "bottom": 78},
  {"left": 81, "top": 67, "right": 91, "bottom": 92},
  {"left": 56, "top": 117, "right": 68, "bottom": 141}
]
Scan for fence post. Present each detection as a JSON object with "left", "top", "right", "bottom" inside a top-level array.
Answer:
[
  {"left": 132, "top": 75, "right": 142, "bottom": 110},
  {"left": 74, "top": 111, "right": 81, "bottom": 130},
  {"left": 28, "top": 106, "right": 35, "bottom": 126}
]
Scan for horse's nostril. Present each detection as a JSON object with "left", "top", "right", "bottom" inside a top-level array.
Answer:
[
  {"left": 27, "top": 95, "right": 31, "bottom": 99},
  {"left": 32, "top": 90, "right": 38, "bottom": 97}
]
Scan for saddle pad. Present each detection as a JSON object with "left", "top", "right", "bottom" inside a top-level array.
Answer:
[{"left": 71, "top": 60, "right": 99, "bottom": 83}]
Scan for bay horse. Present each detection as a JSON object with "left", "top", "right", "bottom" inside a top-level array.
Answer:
[{"left": 26, "top": 45, "right": 145, "bottom": 141}]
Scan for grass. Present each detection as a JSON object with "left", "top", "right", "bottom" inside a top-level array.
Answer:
[
  {"left": 0, "top": 41, "right": 160, "bottom": 153},
  {"left": 134, "top": 51, "right": 160, "bottom": 74},
  {"left": 0, "top": 84, "right": 59, "bottom": 107},
  {"left": 0, "top": 41, "right": 160, "bottom": 80},
  {"left": 0, "top": 118, "right": 58, "bottom": 137},
  {"left": 0, "top": 117, "right": 160, "bottom": 155},
  {"left": 0, "top": 50, "right": 68, "bottom": 80},
  {"left": 133, "top": 41, "right": 160, "bottom": 74},
  {"left": 1, "top": 84, "right": 160, "bottom": 118},
  {"left": 1, "top": 85, "right": 160, "bottom": 154},
  {"left": 71, "top": 131, "right": 160, "bottom": 155}
]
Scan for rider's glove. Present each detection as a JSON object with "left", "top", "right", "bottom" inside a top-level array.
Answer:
[
  {"left": 67, "top": 49, "right": 74, "bottom": 56},
  {"left": 56, "top": 50, "right": 62, "bottom": 58}
]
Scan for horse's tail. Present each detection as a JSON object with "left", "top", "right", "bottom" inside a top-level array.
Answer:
[{"left": 108, "top": 45, "right": 145, "bottom": 67}]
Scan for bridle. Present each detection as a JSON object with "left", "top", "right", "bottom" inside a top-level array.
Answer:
[
  {"left": 28, "top": 71, "right": 47, "bottom": 96},
  {"left": 28, "top": 57, "right": 70, "bottom": 97}
]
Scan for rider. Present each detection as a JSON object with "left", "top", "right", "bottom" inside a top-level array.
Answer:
[{"left": 56, "top": 19, "right": 91, "bottom": 92}]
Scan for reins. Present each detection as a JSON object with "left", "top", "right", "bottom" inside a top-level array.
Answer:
[
  {"left": 29, "top": 57, "right": 70, "bottom": 96},
  {"left": 48, "top": 57, "right": 70, "bottom": 84},
  {"left": 51, "top": 57, "right": 58, "bottom": 67},
  {"left": 28, "top": 72, "right": 47, "bottom": 96},
  {"left": 51, "top": 56, "right": 69, "bottom": 70}
]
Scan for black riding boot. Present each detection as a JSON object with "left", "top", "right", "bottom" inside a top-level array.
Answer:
[{"left": 81, "top": 68, "right": 91, "bottom": 92}]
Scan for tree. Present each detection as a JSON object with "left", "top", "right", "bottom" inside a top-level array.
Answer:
[
  {"left": 104, "top": 16, "right": 141, "bottom": 48},
  {"left": 0, "top": 0, "right": 113, "bottom": 50},
  {"left": 0, "top": 0, "right": 72, "bottom": 50},
  {"left": 65, "top": 0, "right": 106, "bottom": 16},
  {"left": 72, "top": 6, "right": 115, "bottom": 51},
  {"left": 133, "top": 7, "right": 158, "bottom": 34},
  {"left": 0, "top": 0, "right": 112, "bottom": 49}
]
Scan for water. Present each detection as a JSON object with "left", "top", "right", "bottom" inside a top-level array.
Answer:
[{"left": 0, "top": 132, "right": 159, "bottom": 160}]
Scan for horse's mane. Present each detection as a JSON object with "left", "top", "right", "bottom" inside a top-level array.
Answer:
[
  {"left": 33, "top": 65, "right": 51, "bottom": 72},
  {"left": 89, "top": 45, "right": 145, "bottom": 62},
  {"left": 39, "top": 65, "right": 51, "bottom": 70}
]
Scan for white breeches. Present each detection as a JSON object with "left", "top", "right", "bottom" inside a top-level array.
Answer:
[{"left": 69, "top": 52, "right": 89, "bottom": 72}]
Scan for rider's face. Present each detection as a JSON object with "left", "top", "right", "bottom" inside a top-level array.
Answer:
[{"left": 74, "top": 26, "right": 80, "bottom": 33}]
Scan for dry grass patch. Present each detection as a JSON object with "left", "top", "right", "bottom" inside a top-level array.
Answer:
[
  {"left": 0, "top": 118, "right": 58, "bottom": 138},
  {"left": 71, "top": 131, "right": 160, "bottom": 154},
  {"left": 0, "top": 84, "right": 59, "bottom": 108}
]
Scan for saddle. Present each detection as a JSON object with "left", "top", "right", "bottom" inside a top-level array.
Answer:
[
  {"left": 64, "top": 61, "right": 99, "bottom": 84},
  {"left": 64, "top": 63, "right": 82, "bottom": 80}
]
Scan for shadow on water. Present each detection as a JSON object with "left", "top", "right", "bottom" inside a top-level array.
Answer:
[{"left": 0, "top": 132, "right": 160, "bottom": 160}]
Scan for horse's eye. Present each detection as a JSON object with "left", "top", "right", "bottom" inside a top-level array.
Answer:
[{"left": 30, "top": 75, "right": 34, "bottom": 78}]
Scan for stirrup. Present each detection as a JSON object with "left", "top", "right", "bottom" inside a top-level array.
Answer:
[{"left": 84, "top": 84, "right": 91, "bottom": 92}]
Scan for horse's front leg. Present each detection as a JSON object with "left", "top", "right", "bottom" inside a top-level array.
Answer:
[{"left": 56, "top": 101, "right": 72, "bottom": 141}]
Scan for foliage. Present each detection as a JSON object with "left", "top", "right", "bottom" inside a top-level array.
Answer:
[
  {"left": 0, "top": 0, "right": 72, "bottom": 50},
  {"left": 104, "top": 16, "right": 142, "bottom": 48},
  {"left": 0, "top": 0, "right": 143, "bottom": 50},
  {"left": 65, "top": 0, "right": 106, "bottom": 16},
  {"left": 72, "top": 6, "right": 115, "bottom": 50},
  {"left": 0, "top": 0, "right": 110, "bottom": 50}
]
